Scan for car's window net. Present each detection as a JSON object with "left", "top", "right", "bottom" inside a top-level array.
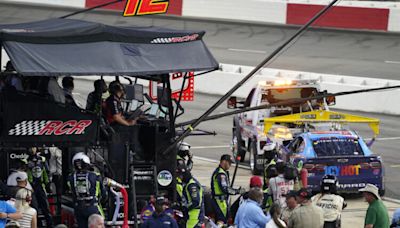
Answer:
[
  {"left": 312, "top": 138, "right": 363, "bottom": 157},
  {"left": 261, "top": 88, "right": 318, "bottom": 104}
]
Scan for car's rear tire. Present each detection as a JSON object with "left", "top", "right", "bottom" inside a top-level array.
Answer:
[
  {"left": 250, "top": 141, "right": 262, "bottom": 175},
  {"left": 232, "top": 121, "right": 246, "bottom": 162}
]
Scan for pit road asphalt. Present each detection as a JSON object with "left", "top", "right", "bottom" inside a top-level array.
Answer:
[{"left": 1, "top": 0, "right": 399, "bottom": 199}]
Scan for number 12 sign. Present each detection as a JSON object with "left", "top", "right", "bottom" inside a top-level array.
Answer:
[{"left": 124, "top": 0, "right": 169, "bottom": 16}]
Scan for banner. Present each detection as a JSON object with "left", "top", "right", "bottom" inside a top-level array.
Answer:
[{"left": 0, "top": 91, "right": 98, "bottom": 146}]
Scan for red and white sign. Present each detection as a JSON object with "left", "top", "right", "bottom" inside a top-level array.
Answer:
[{"left": 149, "top": 72, "right": 194, "bottom": 101}]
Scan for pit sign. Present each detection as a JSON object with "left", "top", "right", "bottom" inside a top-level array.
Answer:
[
  {"left": 124, "top": 0, "right": 169, "bottom": 16},
  {"left": 149, "top": 72, "right": 194, "bottom": 101}
]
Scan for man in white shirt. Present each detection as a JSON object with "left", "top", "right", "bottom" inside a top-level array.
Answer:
[{"left": 268, "top": 162, "right": 294, "bottom": 208}]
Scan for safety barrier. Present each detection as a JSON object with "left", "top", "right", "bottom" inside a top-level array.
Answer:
[
  {"left": 195, "top": 64, "right": 400, "bottom": 115},
  {"left": 3, "top": 0, "right": 85, "bottom": 8},
  {"left": 182, "top": 0, "right": 400, "bottom": 32},
  {"left": 4, "top": 0, "right": 400, "bottom": 32}
]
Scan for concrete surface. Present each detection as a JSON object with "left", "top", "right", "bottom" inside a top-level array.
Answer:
[
  {"left": 1, "top": 1, "right": 400, "bottom": 80},
  {"left": 191, "top": 157, "right": 400, "bottom": 227}
]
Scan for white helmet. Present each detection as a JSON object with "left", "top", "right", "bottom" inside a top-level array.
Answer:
[
  {"left": 263, "top": 141, "right": 277, "bottom": 151},
  {"left": 178, "top": 142, "right": 191, "bottom": 151},
  {"left": 72, "top": 152, "right": 91, "bottom": 165}
]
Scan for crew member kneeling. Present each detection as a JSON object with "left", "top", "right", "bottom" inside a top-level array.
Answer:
[{"left": 67, "top": 153, "right": 106, "bottom": 228}]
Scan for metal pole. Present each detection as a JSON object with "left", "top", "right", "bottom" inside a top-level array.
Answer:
[
  {"left": 173, "top": 73, "right": 188, "bottom": 122},
  {"left": 0, "top": 42, "right": 2, "bottom": 71},
  {"left": 166, "top": 78, "right": 176, "bottom": 138},
  {"left": 60, "top": 0, "right": 123, "bottom": 19},
  {"left": 162, "top": 0, "right": 340, "bottom": 155},
  {"left": 230, "top": 156, "right": 240, "bottom": 187}
]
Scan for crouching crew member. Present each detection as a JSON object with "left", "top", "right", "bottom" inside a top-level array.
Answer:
[
  {"left": 312, "top": 175, "right": 346, "bottom": 228},
  {"left": 67, "top": 153, "right": 106, "bottom": 228},
  {"left": 211, "top": 154, "right": 243, "bottom": 226}
]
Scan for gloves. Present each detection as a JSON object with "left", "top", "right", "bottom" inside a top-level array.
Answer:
[{"left": 236, "top": 187, "right": 246, "bottom": 195}]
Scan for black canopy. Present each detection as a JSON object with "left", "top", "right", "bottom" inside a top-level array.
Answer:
[{"left": 0, "top": 18, "right": 218, "bottom": 79}]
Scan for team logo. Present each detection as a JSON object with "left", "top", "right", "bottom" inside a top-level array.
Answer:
[
  {"left": 150, "top": 34, "right": 200, "bottom": 44},
  {"left": 157, "top": 170, "right": 173, "bottom": 186},
  {"left": 8, "top": 120, "right": 92, "bottom": 136}
]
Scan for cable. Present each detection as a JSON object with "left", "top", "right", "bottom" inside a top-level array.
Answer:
[{"left": 60, "top": 0, "right": 123, "bottom": 19}]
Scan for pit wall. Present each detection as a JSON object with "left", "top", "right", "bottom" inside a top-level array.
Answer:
[{"left": 4, "top": 0, "right": 400, "bottom": 32}]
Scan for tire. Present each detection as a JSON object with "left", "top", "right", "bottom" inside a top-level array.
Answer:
[
  {"left": 250, "top": 141, "right": 262, "bottom": 175},
  {"left": 232, "top": 120, "right": 246, "bottom": 162},
  {"left": 379, "top": 189, "right": 385, "bottom": 197}
]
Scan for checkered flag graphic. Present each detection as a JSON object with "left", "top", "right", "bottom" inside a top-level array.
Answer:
[
  {"left": 150, "top": 38, "right": 173, "bottom": 44},
  {"left": 8, "top": 120, "right": 50, "bottom": 136}
]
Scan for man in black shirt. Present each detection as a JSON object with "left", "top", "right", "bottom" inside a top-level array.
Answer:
[
  {"left": 86, "top": 79, "right": 107, "bottom": 113},
  {"left": 62, "top": 76, "right": 78, "bottom": 106},
  {"left": 104, "top": 82, "right": 137, "bottom": 126}
]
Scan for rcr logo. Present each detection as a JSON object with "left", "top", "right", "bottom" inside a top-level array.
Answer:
[{"left": 9, "top": 153, "right": 29, "bottom": 160}]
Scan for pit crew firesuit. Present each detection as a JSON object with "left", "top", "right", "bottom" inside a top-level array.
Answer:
[
  {"left": 67, "top": 169, "right": 106, "bottom": 228},
  {"left": 183, "top": 177, "right": 204, "bottom": 228},
  {"left": 27, "top": 152, "right": 53, "bottom": 227},
  {"left": 211, "top": 166, "right": 240, "bottom": 224}
]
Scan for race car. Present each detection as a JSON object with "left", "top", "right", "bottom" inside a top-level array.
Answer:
[{"left": 264, "top": 110, "right": 384, "bottom": 194}]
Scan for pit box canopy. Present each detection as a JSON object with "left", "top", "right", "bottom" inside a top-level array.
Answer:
[{"left": 0, "top": 18, "right": 219, "bottom": 79}]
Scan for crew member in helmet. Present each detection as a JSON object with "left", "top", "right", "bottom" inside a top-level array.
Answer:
[
  {"left": 177, "top": 142, "right": 193, "bottom": 171},
  {"left": 26, "top": 147, "right": 53, "bottom": 227},
  {"left": 176, "top": 163, "right": 205, "bottom": 228},
  {"left": 67, "top": 152, "right": 106, "bottom": 228},
  {"left": 311, "top": 175, "right": 347, "bottom": 228}
]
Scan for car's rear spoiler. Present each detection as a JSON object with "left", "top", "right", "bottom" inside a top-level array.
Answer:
[{"left": 263, "top": 110, "right": 380, "bottom": 137}]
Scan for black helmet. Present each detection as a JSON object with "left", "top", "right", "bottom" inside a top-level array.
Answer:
[
  {"left": 109, "top": 81, "right": 124, "bottom": 95},
  {"left": 5, "top": 61, "right": 15, "bottom": 72},
  {"left": 175, "top": 162, "right": 188, "bottom": 174},
  {"left": 321, "top": 174, "right": 338, "bottom": 194}
]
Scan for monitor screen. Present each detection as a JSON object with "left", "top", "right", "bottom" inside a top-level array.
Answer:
[
  {"left": 158, "top": 106, "right": 168, "bottom": 118},
  {"left": 134, "top": 84, "right": 144, "bottom": 102},
  {"left": 124, "top": 84, "right": 144, "bottom": 102},
  {"left": 157, "top": 86, "right": 169, "bottom": 107},
  {"left": 149, "top": 104, "right": 159, "bottom": 116},
  {"left": 130, "top": 99, "right": 139, "bottom": 111}
]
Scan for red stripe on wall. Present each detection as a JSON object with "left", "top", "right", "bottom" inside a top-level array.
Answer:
[
  {"left": 286, "top": 4, "right": 389, "bottom": 31},
  {"left": 85, "top": 0, "right": 182, "bottom": 16},
  {"left": 85, "top": 0, "right": 127, "bottom": 11},
  {"left": 167, "top": 0, "right": 182, "bottom": 16}
]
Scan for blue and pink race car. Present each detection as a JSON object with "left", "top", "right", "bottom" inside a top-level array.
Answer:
[
  {"left": 283, "top": 130, "right": 384, "bottom": 194},
  {"left": 263, "top": 110, "right": 384, "bottom": 195}
]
